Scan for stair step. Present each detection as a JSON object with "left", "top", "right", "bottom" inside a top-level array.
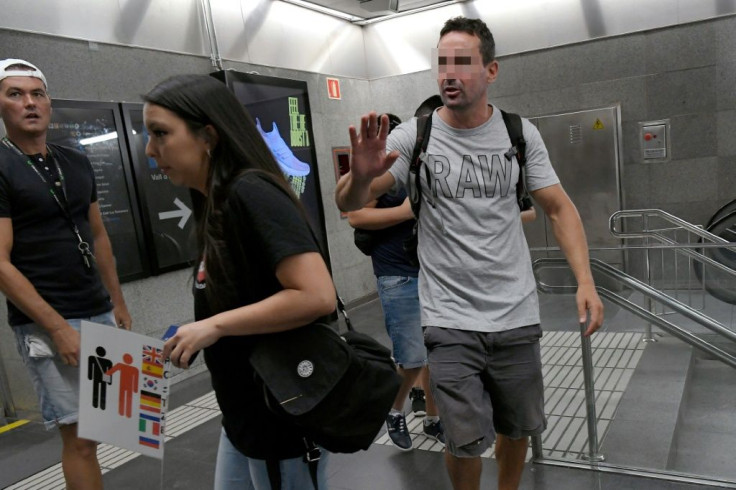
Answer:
[
  {"left": 667, "top": 348, "right": 736, "bottom": 479},
  {"left": 599, "top": 335, "right": 692, "bottom": 468}
]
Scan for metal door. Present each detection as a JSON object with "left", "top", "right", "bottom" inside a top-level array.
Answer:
[{"left": 524, "top": 105, "right": 623, "bottom": 286}]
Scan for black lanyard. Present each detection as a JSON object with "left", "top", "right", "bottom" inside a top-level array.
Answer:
[{"left": 2, "top": 137, "right": 95, "bottom": 269}]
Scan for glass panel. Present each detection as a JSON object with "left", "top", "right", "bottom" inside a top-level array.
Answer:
[
  {"left": 121, "top": 105, "right": 197, "bottom": 273},
  {"left": 48, "top": 101, "right": 147, "bottom": 281}
]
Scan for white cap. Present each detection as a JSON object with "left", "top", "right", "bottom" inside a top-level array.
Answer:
[{"left": 0, "top": 58, "right": 48, "bottom": 90}]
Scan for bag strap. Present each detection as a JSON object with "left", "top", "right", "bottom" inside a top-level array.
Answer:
[
  {"left": 303, "top": 438, "right": 322, "bottom": 489},
  {"left": 500, "top": 110, "right": 533, "bottom": 211},
  {"left": 303, "top": 220, "right": 353, "bottom": 333},
  {"left": 336, "top": 295, "right": 353, "bottom": 332},
  {"left": 407, "top": 113, "right": 433, "bottom": 220},
  {"left": 265, "top": 459, "right": 282, "bottom": 489}
]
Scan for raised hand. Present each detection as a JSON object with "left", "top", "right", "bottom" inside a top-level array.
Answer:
[{"left": 348, "top": 112, "right": 400, "bottom": 182}]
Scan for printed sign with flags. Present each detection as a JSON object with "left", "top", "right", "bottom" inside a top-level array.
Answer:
[{"left": 78, "top": 321, "right": 170, "bottom": 459}]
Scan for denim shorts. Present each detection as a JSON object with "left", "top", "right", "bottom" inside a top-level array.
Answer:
[
  {"left": 214, "top": 428, "right": 330, "bottom": 490},
  {"left": 13, "top": 310, "right": 116, "bottom": 430},
  {"left": 424, "top": 325, "right": 546, "bottom": 457},
  {"left": 376, "top": 275, "right": 427, "bottom": 369}
]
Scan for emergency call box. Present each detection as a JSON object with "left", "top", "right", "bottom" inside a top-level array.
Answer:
[{"left": 639, "top": 119, "right": 670, "bottom": 162}]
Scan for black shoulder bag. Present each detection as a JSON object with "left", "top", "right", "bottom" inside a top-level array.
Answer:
[
  {"left": 249, "top": 298, "right": 401, "bottom": 454},
  {"left": 245, "top": 217, "right": 401, "bottom": 457}
]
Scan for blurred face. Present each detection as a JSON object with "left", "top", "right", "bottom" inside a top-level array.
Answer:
[
  {"left": 143, "top": 102, "right": 211, "bottom": 194},
  {"left": 0, "top": 76, "right": 51, "bottom": 138},
  {"left": 435, "top": 31, "right": 497, "bottom": 113}
]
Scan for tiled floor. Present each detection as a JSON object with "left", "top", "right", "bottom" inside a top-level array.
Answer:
[
  {"left": 0, "top": 298, "right": 729, "bottom": 489},
  {"left": 0, "top": 371, "right": 711, "bottom": 490}
]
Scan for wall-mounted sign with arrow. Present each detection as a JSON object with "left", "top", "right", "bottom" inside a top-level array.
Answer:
[{"left": 158, "top": 198, "right": 192, "bottom": 229}]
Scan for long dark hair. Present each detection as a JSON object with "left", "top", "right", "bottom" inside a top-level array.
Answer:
[{"left": 143, "top": 74, "right": 302, "bottom": 310}]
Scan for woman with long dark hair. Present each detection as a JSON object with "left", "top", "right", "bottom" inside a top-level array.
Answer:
[{"left": 144, "top": 74, "right": 335, "bottom": 489}]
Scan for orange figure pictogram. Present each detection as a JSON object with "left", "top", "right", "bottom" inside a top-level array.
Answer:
[{"left": 106, "top": 353, "right": 139, "bottom": 418}]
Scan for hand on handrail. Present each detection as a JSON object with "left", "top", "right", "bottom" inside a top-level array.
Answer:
[{"left": 577, "top": 282, "right": 604, "bottom": 337}]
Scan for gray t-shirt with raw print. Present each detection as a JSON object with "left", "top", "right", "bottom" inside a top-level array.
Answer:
[{"left": 387, "top": 105, "right": 559, "bottom": 333}]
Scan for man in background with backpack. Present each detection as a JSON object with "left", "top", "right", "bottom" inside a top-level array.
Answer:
[
  {"left": 347, "top": 110, "right": 445, "bottom": 452},
  {"left": 336, "top": 17, "right": 603, "bottom": 490}
]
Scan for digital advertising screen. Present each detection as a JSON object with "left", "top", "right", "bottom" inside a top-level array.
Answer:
[
  {"left": 47, "top": 100, "right": 148, "bottom": 282},
  {"left": 120, "top": 104, "right": 198, "bottom": 274},
  {"left": 210, "top": 70, "right": 329, "bottom": 263}
]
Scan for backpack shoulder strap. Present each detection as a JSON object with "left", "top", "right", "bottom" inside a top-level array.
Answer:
[
  {"left": 500, "top": 109, "right": 526, "bottom": 167},
  {"left": 408, "top": 114, "right": 433, "bottom": 218},
  {"left": 500, "top": 110, "right": 532, "bottom": 210}
]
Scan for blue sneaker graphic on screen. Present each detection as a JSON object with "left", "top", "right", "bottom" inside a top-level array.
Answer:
[{"left": 256, "top": 118, "right": 311, "bottom": 177}]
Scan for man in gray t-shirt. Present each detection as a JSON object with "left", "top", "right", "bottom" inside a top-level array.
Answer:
[{"left": 336, "top": 17, "right": 603, "bottom": 490}]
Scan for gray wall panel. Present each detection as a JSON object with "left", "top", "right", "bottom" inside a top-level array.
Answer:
[
  {"left": 645, "top": 23, "right": 716, "bottom": 73},
  {"left": 648, "top": 157, "right": 719, "bottom": 205},
  {"left": 715, "top": 16, "right": 736, "bottom": 64},
  {"left": 670, "top": 112, "right": 718, "bottom": 160},
  {"left": 647, "top": 67, "right": 717, "bottom": 120},
  {"left": 716, "top": 61, "right": 736, "bottom": 110},
  {"left": 717, "top": 110, "right": 736, "bottom": 157},
  {"left": 579, "top": 77, "right": 649, "bottom": 123},
  {"left": 369, "top": 72, "right": 437, "bottom": 120},
  {"left": 89, "top": 45, "right": 212, "bottom": 102},
  {"left": 622, "top": 163, "right": 651, "bottom": 210}
]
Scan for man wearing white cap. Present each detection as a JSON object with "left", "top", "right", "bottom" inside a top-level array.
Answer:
[{"left": 0, "top": 59, "right": 131, "bottom": 490}]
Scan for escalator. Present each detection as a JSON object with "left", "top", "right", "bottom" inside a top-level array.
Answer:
[{"left": 695, "top": 202, "right": 736, "bottom": 304}]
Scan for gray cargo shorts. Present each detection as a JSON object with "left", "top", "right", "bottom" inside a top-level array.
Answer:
[{"left": 424, "top": 324, "right": 546, "bottom": 457}]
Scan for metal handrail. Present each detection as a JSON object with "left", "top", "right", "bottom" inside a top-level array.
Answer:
[
  {"left": 535, "top": 257, "right": 736, "bottom": 351},
  {"left": 609, "top": 209, "right": 736, "bottom": 277},
  {"left": 531, "top": 256, "right": 736, "bottom": 470},
  {"left": 609, "top": 209, "right": 728, "bottom": 243}
]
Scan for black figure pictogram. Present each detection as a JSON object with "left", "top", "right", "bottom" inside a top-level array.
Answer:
[{"left": 87, "top": 346, "right": 113, "bottom": 410}]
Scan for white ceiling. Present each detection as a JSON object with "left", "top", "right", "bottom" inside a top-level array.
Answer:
[{"left": 290, "top": 0, "right": 459, "bottom": 21}]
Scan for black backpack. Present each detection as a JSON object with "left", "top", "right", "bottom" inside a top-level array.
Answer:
[{"left": 404, "top": 109, "right": 532, "bottom": 266}]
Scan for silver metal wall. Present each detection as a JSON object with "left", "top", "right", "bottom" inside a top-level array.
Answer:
[
  {"left": 1, "top": 0, "right": 734, "bottom": 79},
  {"left": 524, "top": 106, "right": 624, "bottom": 284}
]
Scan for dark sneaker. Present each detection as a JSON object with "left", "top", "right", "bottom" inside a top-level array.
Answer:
[
  {"left": 423, "top": 419, "right": 446, "bottom": 446},
  {"left": 409, "top": 387, "right": 426, "bottom": 417},
  {"left": 386, "top": 413, "right": 413, "bottom": 451}
]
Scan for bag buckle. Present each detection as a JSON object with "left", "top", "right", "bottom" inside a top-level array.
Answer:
[{"left": 304, "top": 446, "right": 322, "bottom": 463}]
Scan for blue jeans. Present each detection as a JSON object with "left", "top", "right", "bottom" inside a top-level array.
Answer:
[
  {"left": 13, "top": 310, "right": 116, "bottom": 429},
  {"left": 376, "top": 275, "right": 426, "bottom": 369},
  {"left": 214, "top": 428, "right": 330, "bottom": 490}
]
